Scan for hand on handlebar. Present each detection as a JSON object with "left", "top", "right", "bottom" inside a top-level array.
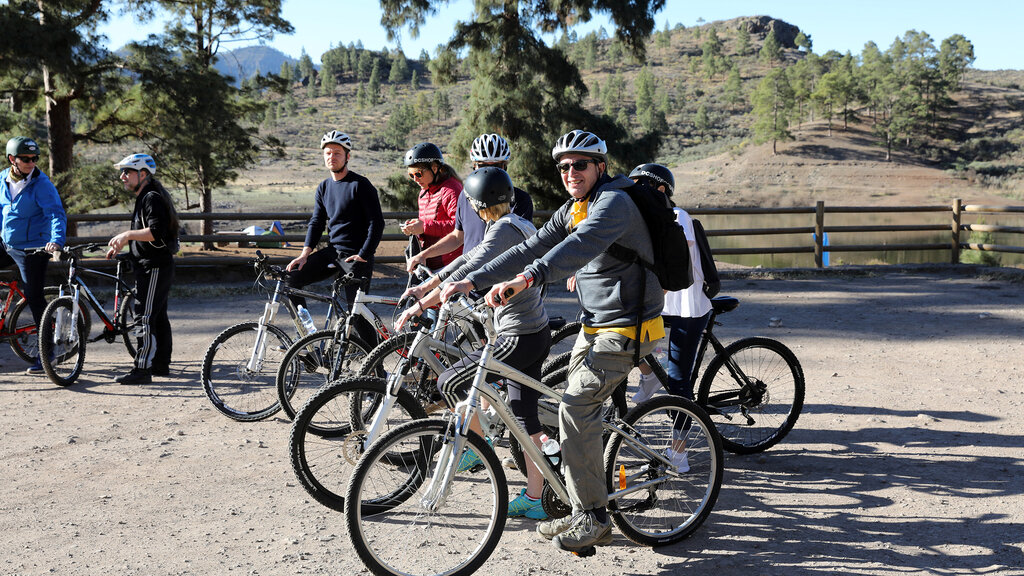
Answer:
[
  {"left": 485, "top": 276, "right": 527, "bottom": 308},
  {"left": 439, "top": 280, "right": 473, "bottom": 304},
  {"left": 401, "top": 283, "right": 430, "bottom": 301},
  {"left": 405, "top": 253, "right": 423, "bottom": 273}
]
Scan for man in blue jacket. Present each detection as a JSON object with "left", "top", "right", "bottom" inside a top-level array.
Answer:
[
  {"left": 1, "top": 137, "right": 66, "bottom": 374},
  {"left": 464, "top": 130, "right": 665, "bottom": 554}
]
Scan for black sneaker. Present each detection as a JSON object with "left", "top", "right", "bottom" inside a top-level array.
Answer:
[
  {"left": 26, "top": 358, "right": 45, "bottom": 375},
  {"left": 150, "top": 366, "right": 170, "bottom": 376},
  {"left": 116, "top": 368, "right": 152, "bottom": 385}
]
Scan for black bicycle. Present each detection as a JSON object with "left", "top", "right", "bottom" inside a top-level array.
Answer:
[{"left": 38, "top": 244, "right": 136, "bottom": 386}]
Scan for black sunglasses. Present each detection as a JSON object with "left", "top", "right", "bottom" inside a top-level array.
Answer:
[
  {"left": 407, "top": 171, "right": 424, "bottom": 180},
  {"left": 16, "top": 155, "right": 39, "bottom": 163},
  {"left": 556, "top": 159, "right": 598, "bottom": 173}
]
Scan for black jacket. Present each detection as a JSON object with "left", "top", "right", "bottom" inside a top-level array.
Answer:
[{"left": 129, "top": 180, "right": 178, "bottom": 268}]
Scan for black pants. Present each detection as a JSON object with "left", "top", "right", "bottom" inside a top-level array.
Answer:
[
  {"left": 285, "top": 247, "right": 373, "bottom": 309},
  {"left": 134, "top": 262, "right": 174, "bottom": 371},
  {"left": 6, "top": 246, "right": 50, "bottom": 326}
]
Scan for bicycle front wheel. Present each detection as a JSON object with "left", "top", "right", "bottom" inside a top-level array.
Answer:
[
  {"left": 345, "top": 418, "right": 508, "bottom": 576},
  {"left": 604, "top": 395, "right": 724, "bottom": 547},
  {"left": 696, "top": 337, "right": 805, "bottom": 454},
  {"left": 289, "top": 376, "right": 427, "bottom": 512},
  {"left": 202, "top": 321, "right": 291, "bottom": 421},
  {"left": 39, "top": 297, "right": 88, "bottom": 387},
  {"left": 276, "top": 329, "right": 373, "bottom": 422},
  {"left": 8, "top": 286, "right": 62, "bottom": 362}
]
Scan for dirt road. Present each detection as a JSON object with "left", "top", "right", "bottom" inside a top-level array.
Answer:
[{"left": 2, "top": 268, "right": 1023, "bottom": 575}]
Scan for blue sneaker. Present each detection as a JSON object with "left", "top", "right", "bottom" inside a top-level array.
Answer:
[
  {"left": 456, "top": 438, "right": 492, "bottom": 473},
  {"left": 508, "top": 489, "right": 547, "bottom": 520},
  {"left": 26, "top": 358, "right": 44, "bottom": 375}
]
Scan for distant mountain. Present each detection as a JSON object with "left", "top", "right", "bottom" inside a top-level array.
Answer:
[{"left": 214, "top": 46, "right": 298, "bottom": 82}]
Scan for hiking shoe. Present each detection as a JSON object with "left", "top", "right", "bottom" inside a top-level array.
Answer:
[
  {"left": 508, "top": 489, "right": 547, "bottom": 520},
  {"left": 537, "top": 514, "right": 575, "bottom": 541},
  {"left": 151, "top": 366, "right": 170, "bottom": 377},
  {"left": 455, "top": 438, "right": 492, "bottom": 473},
  {"left": 552, "top": 511, "right": 613, "bottom": 552},
  {"left": 26, "top": 358, "right": 45, "bottom": 375},
  {"left": 116, "top": 368, "right": 152, "bottom": 385},
  {"left": 632, "top": 373, "right": 661, "bottom": 404}
]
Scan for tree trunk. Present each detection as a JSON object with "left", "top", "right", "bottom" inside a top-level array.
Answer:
[
  {"left": 41, "top": 65, "right": 78, "bottom": 236},
  {"left": 200, "top": 183, "right": 214, "bottom": 250}
]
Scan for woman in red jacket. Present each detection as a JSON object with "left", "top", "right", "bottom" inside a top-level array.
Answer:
[{"left": 400, "top": 142, "right": 463, "bottom": 270}]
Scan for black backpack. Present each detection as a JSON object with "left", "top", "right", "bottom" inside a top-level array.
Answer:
[
  {"left": 606, "top": 180, "right": 693, "bottom": 292},
  {"left": 691, "top": 218, "right": 721, "bottom": 298}
]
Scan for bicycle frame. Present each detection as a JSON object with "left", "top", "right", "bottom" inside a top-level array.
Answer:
[
  {"left": 0, "top": 280, "right": 26, "bottom": 336},
  {"left": 53, "top": 248, "right": 137, "bottom": 343}
]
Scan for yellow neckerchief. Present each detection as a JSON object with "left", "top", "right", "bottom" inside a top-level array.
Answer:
[{"left": 571, "top": 196, "right": 665, "bottom": 342}]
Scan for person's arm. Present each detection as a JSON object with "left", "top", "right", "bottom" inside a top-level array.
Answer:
[
  {"left": 290, "top": 184, "right": 327, "bottom": 271},
  {"left": 408, "top": 229, "right": 465, "bottom": 271},
  {"left": 356, "top": 180, "right": 385, "bottom": 261}
]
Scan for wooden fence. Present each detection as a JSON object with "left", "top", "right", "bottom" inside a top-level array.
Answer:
[{"left": 68, "top": 199, "right": 1024, "bottom": 268}]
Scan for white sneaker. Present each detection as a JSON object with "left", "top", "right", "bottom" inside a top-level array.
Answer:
[
  {"left": 632, "top": 373, "right": 661, "bottom": 404},
  {"left": 666, "top": 448, "right": 689, "bottom": 473}
]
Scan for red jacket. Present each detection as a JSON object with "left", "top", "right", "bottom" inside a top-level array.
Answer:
[{"left": 417, "top": 176, "right": 462, "bottom": 269}]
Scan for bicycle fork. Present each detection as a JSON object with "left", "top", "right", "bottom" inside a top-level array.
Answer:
[{"left": 246, "top": 292, "right": 281, "bottom": 372}]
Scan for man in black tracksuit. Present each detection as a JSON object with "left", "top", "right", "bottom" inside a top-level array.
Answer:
[{"left": 106, "top": 153, "right": 179, "bottom": 385}]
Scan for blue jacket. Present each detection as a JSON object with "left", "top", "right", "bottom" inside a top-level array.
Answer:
[{"left": 0, "top": 167, "right": 67, "bottom": 249}]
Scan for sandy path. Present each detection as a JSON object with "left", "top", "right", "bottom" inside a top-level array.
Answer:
[{"left": 2, "top": 269, "right": 1023, "bottom": 576}]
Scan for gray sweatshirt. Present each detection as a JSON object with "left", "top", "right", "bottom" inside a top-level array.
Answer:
[
  {"left": 466, "top": 174, "right": 664, "bottom": 330},
  {"left": 437, "top": 213, "right": 549, "bottom": 335}
]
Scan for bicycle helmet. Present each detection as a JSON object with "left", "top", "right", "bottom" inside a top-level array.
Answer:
[
  {"left": 6, "top": 136, "right": 39, "bottom": 158},
  {"left": 404, "top": 142, "right": 444, "bottom": 166},
  {"left": 551, "top": 129, "right": 607, "bottom": 162},
  {"left": 113, "top": 153, "right": 157, "bottom": 175},
  {"left": 320, "top": 130, "right": 352, "bottom": 150},
  {"left": 629, "top": 163, "right": 675, "bottom": 194},
  {"left": 463, "top": 167, "right": 512, "bottom": 211},
  {"left": 470, "top": 133, "right": 512, "bottom": 163}
]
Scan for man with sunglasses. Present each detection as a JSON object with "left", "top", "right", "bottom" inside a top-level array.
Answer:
[
  {"left": 404, "top": 133, "right": 533, "bottom": 273},
  {"left": 462, "top": 129, "right": 664, "bottom": 555},
  {"left": 1, "top": 137, "right": 67, "bottom": 374}
]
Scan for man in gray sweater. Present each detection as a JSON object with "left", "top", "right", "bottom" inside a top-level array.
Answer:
[{"left": 467, "top": 130, "right": 665, "bottom": 554}]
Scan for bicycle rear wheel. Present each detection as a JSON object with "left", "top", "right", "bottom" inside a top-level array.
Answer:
[
  {"left": 202, "top": 321, "right": 291, "bottom": 421},
  {"left": 117, "top": 293, "right": 139, "bottom": 358},
  {"left": 345, "top": 418, "right": 507, "bottom": 576},
  {"left": 289, "top": 376, "right": 427, "bottom": 512},
  {"left": 276, "top": 330, "right": 373, "bottom": 423},
  {"left": 696, "top": 337, "right": 805, "bottom": 454},
  {"left": 604, "top": 395, "right": 723, "bottom": 547},
  {"left": 39, "top": 297, "right": 88, "bottom": 387},
  {"left": 8, "top": 286, "right": 62, "bottom": 362}
]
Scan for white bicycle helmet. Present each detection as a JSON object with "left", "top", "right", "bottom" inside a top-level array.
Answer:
[
  {"left": 470, "top": 133, "right": 512, "bottom": 163},
  {"left": 113, "top": 153, "right": 157, "bottom": 174},
  {"left": 320, "top": 130, "right": 353, "bottom": 151},
  {"left": 551, "top": 129, "right": 607, "bottom": 162}
]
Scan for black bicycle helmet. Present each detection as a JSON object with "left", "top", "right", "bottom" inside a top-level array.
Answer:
[
  {"left": 629, "top": 163, "right": 675, "bottom": 194},
  {"left": 6, "top": 136, "right": 39, "bottom": 158},
  {"left": 404, "top": 142, "right": 444, "bottom": 166},
  {"left": 463, "top": 167, "right": 512, "bottom": 211}
]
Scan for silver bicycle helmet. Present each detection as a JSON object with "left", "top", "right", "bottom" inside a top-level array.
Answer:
[
  {"left": 113, "top": 153, "right": 157, "bottom": 174},
  {"left": 470, "top": 133, "right": 512, "bottom": 163},
  {"left": 320, "top": 130, "right": 353, "bottom": 150},
  {"left": 551, "top": 129, "right": 607, "bottom": 162}
]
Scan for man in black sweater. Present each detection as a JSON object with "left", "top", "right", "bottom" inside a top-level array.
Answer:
[
  {"left": 106, "top": 153, "right": 179, "bottom": 385},
  {"left": 285, "top": 131, "right": 384, "bottom": 308}
]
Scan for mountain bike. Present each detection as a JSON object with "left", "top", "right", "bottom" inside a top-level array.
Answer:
[
  {"left": 343, "top": 294, "right": 723, "bottom": 576},
  {"left": 38, "top": 244, "right": 137, "bottom": 386},
  {"left": 0, "top": 271, "right": 60, "bottom": 362},
  {"left": 275, "top": 274, "right": 402, "bottom": 423},
  {"left": 201, "top": 250, "right": 349, "bottom": 421}
]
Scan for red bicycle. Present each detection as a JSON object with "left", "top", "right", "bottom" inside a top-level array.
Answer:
[{"left": 0, "top": 276, "right": 60, "bottom": 363}]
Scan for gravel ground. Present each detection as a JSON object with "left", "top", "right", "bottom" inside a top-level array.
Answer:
[{"left": 2, "top": 268, "right": 1023, "bottom": 576}]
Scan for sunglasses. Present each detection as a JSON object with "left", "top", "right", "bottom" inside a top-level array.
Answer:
[
  {"left": 556, "top": 159, "right": 598, "bottom": 173},
  {"left": 16, "top": 155, "right": 39, "bottom": 163},
  {"left": 119, "top": 168, "right": 139, "bottom": 176},
  {"left": 407, "top": 171, "right": 425, "bottom": 180}
]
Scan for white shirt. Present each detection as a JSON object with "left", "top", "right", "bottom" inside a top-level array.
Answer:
[
  {"left": 662, "top": 207, "right": 713, "bottom": 318},
  {"left": 5, "top": 170, "right": 32, "bottom": 199}
]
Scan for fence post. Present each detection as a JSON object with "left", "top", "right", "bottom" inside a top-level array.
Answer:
[
  {"left": 814, "top": 201, "right": 825, "bottom": 268},
  {"left": 951, "top": 198, "right": 962, "bottom": 264}
]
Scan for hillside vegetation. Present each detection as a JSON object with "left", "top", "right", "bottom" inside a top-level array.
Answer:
[{"left": 108, "top": 17, "right": 1024, "bottom": 211}]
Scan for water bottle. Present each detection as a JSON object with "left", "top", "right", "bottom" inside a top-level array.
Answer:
[
  {"left": 652, "top": 344, "right": 668, "bottom": 368},
  {"left": 540, "top": 434, "right": 560, "bottom": 467},
  {"left": 296, "top": 305, "right": 316, "bottom": 335}
]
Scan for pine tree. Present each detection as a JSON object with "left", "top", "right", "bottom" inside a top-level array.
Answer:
[
  {"left": 389, "top": 51, "right": 410, "bottom": 83},
  {"left": 760, "top": 30, "right": 782, "bottom": 69},
  {"left": 736, "top": 26, "right": 751, "bottom": 55},
  {"left": 368, "top": 60, "right": 382, "bottom": 105},
  {"left": 724, "top": 65, "right": 743, "bottom": 107},
  {"left": 752, "top": 67, "right": 796, "bottom": 154}
]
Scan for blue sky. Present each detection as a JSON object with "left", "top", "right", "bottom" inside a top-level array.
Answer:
[{"left": 99, "top": 0, "right": 1021, "bottom": 70}]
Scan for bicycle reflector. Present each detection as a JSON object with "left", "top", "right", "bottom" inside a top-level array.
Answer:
[{"left": 619, "top": 464, "right": 626, "bottom": 490}]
